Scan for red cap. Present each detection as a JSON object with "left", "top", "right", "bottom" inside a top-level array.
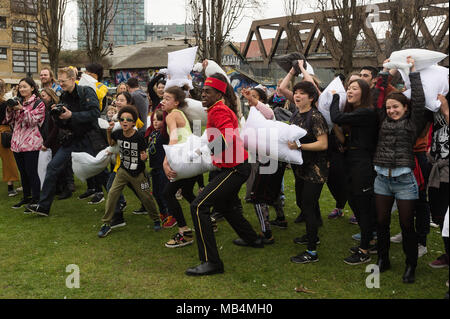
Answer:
[{"left": 204, "top": 77, "right": 227, "bottom": 94}]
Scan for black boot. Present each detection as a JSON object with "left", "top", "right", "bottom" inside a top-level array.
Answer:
[{"left": 402, "top": 265, "right": 416, "bottom": 284}]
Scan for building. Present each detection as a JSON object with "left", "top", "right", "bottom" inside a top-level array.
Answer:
[
  {"left": 0, "top": 0, "right": 50, "bottom": 85},
  {"left": 77, "top": 0, "right": 146, "bottom": 49},
  {"left": 145, "top": 23, "right": 195, "bottom": 42}
]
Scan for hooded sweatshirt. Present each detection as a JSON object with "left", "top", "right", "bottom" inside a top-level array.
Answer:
[{"left": 130, "top": 89, "right": 149, "bottom": 129}]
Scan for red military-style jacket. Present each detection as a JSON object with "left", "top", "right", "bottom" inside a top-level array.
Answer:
[{"left": 205, "top": 100, "right": 248, "bottom": 168}]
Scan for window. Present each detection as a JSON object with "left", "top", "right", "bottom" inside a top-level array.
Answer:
[
  {"left": 41, "top": 52, "right": 50, "bottom": 64},
  {"left": 10, "top": 0, "right": 37, "bottom": 14},
  {"left": 12, "top": 49, "right": 38, "bottom": 74},
  {"left": 0, "top": 16, "right": 6, "bottom": 29},
  {"left": 0, "top": 48, "right": 7, "bottom": 60},
  {"left": 12, "top": 20, "right": 37, "bottom": 44}
]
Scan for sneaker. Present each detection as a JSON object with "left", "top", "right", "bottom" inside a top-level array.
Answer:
[
  {"left": 16, "top": 186, "right": 23, "bottom": 192},
  {"left": 211, "top": 218, "right": 218, "bottom": 233},
  {"left": 349, "top": 243, "right": 377, "bottom": 255},
  {"left": 88, "top": 192, "right": 104, "bottom": 204},
  {"left": 132, "top": 206, "right": 148, "bottom": 215},
  {"left": 110, "top": 218, "right": 126, "bottom": 229},
  {"left": 12, "top": 197, "right": 32, "bottom": 209},
  {"left": 27, "top": 204, "right": 49, "bottom": 217},
  {"left": 429, "top": 254, "right": 449, "bottom": 269},
  {"left": 175, "top": 189, "right": 183, "bottom": 200},
  {"left": 344, "top": 249, "right": 371, "bottom": 265},
  {"left": 390, "top": 233, "right": 403, "bottom": 243},
  {"left": 211, "top": 211, "right": 224, "bottom": 222},
  {"left": 8, "top": 189, "right": 18, "bottom": 197},
  {"left": 119, "top": 201, "right": 127, "bottom": 212},
  {"left": 328, "top": 208, "right": 344, "bottom": 219},
  {"left": 98, "top": 224, "right": 112, "bottom": 238},
  {"left": 165, "top": 231, "right": 194, "bottom": 248},
  {"left": 430, "top": 221, "right": 439, "bottom": 228},
  {"left": 418, "top": 244, "right": 428, "bottom": 258},
  {"left": 290, "top": 251, "right": 318, "bottom": 264},
  {"left": 159, "top": 213, "right": 169, "bottom": 223},
  {"left": 153, "top": 221, "right": 162, "bottom": 231},
  {"left": 78, "top": 188, "right": 96, "bottom": 200},
  {"left": 163, "top": 216, "right": 177, "bottom": 228},
  {"left": 269, "top": 218, "right": 288, "bottom": 229},
  {"left": 349, "top": 214, "right": 358, "bottom": 225},
  {"left": 293, "top": 235, "right": 320, "bottom": 245}
]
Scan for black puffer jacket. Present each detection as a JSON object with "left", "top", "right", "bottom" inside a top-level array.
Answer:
[{"left": 373, "top": 72, "right": 427, "bottom": 169}]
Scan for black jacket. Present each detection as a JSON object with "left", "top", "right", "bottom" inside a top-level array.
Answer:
[
  {"left": 373, "top": 72, "right": 427, "bottom": 169},
  {"left": 330, "top": 95, "right": 379, "bottom": 156},
  {"left": 57, "top": 84, "right": 100, "bottom": 140}
]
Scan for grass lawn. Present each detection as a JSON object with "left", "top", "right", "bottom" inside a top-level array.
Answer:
[{"left": 0, "top": 167, "right": 447, "bottom": 299}]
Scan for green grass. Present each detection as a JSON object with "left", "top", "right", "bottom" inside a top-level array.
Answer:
[{"left": 0, "top": 168, "right": 447, "bottom": 299}]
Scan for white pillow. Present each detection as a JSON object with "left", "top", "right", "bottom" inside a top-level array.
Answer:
[
  {"left": 181, "top": 98, "right": 208, "bottom": 127},
  {"left": 38, "top": 149, "right": 52, "bottom": 190},
  {"left": 72, "top": 146, "right": 117, "bottom": 182},
  {"left": 163, "top": 134, "right": 217, "bottom": 181},
  {"left": 317, "top": 77, "right": 346, "bottom": 130},
  {"left": 400, "top": 65, "right": 449, "bottom": 112},
  {"left": 193, "top": 59, "right": 230, "bottom": 83},
  {"left": 241, "top": 107, "right": 306, "bottom": 165},
  {"left": 165, "top": 46, "right": 198, "bottom": 90},
  {"left": 384, "top": 49, "right": 447, "bottom": 76}
]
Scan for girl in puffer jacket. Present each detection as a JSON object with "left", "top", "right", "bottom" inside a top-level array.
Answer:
[{"left": 373, "top": 57, "right": 428, "bottom": 284}]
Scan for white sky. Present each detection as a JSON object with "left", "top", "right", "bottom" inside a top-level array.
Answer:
[{"left": 62, "top": 0, "right": 297, "bottom": 50}]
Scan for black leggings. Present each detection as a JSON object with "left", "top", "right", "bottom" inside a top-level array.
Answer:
[
  {"left": 13, "top": 151, "right": 40, "bottom": 201},
  {"left": 163, "top": 176, "right": 197, "bottom": 228},
  {"left": 327, "top": 151, "right": 347, "bottom": 209},
  {"left": 376, "top": 195, "right": 418, "bottom": 267},
  {"left": 429, "top": 182, "right": 449, "bottom": 254},
  {"left": 294, "top": 177, "right": 324, "bottom": 251}
]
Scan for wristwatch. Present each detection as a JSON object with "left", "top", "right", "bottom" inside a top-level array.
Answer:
[{"left": 295, "top": 140, "right": 301, "bottom": 149}]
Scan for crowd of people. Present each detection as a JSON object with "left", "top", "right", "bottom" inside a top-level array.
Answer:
[{"left": 0, "top": 56, "right": 448, "bottom": 294}]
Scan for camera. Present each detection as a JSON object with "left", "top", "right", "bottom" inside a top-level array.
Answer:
[
  {"left": 6, "top": 97, "right": 21, "bottom": 108},
  {"left": 50, "top": 103, "right": 67, "bottom": 118}
]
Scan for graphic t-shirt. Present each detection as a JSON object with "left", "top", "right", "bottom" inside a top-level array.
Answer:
[
  {"left": 111, "top": 129, "right": 147, "bottom": 176},
  {"left": 148, "top": 129, "right": 169, "bottom": 169}
]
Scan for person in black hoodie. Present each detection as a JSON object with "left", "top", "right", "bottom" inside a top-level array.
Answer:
[
  {"left": 372, "top": 57, "right": 428, "bottom": 283},
  {"left": 330, "top": 78, "right": 379, "bottom": 266}
]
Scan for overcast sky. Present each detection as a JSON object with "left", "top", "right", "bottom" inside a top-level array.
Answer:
[{"left": 62, "top": 0, "right": 294, "bottom": 50}]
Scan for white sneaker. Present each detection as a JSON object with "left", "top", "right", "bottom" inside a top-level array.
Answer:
[
  {"left": 390, "top": 233, "right": 402, "bottom": 243},
  {"left": 418, "top": 244, "right": 428, "bottom": 258},
  {"left": 430, "top": 221, "right": 439, "bottom": 228}
]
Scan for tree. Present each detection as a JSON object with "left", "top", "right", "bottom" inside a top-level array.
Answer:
[
  {"left": 317, "top": 0, "right": 366, "bottom": 76},
  {"left": 283, "top": 0, "right": 301, "bottom": 52},
  {"left": 188, "top": 0, "right": 262, "bottom": 66},
  {"left": 33, "top": 0, "right": 68, "bottom": 75},
  {"left": 78, "top": 0, "right": 121, "bottom": 63},
  {"left": 384, "top": 0, "right": 448, "bottom": 56}
]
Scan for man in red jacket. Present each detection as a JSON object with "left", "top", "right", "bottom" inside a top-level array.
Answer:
[{"left": 186, "top": 74, "right": 264, "bottom": 276}]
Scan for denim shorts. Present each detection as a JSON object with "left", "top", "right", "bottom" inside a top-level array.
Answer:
[{"left": 374, "top": 171, "right": 419, "bottom": 200}]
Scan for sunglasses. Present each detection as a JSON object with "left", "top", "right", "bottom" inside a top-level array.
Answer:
[{"left": 119, "top": 117, "right": 134, "bottom": 123}]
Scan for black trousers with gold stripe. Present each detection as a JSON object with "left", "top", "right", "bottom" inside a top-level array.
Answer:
[{"left": 190, "top": 162, "right": 258, "bottom": 264}]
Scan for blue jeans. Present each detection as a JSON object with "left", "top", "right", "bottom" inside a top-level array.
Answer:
[
  {"left": 374, "top": 172, "right": 419, "bottom": 200},
  {"left": 39, "top": 138, "right": 94, "bottom": 211}
]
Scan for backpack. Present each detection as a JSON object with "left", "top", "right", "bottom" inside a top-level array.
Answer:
[{"left": 32, "top": 98, "right": 49, "bottom": 141}]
